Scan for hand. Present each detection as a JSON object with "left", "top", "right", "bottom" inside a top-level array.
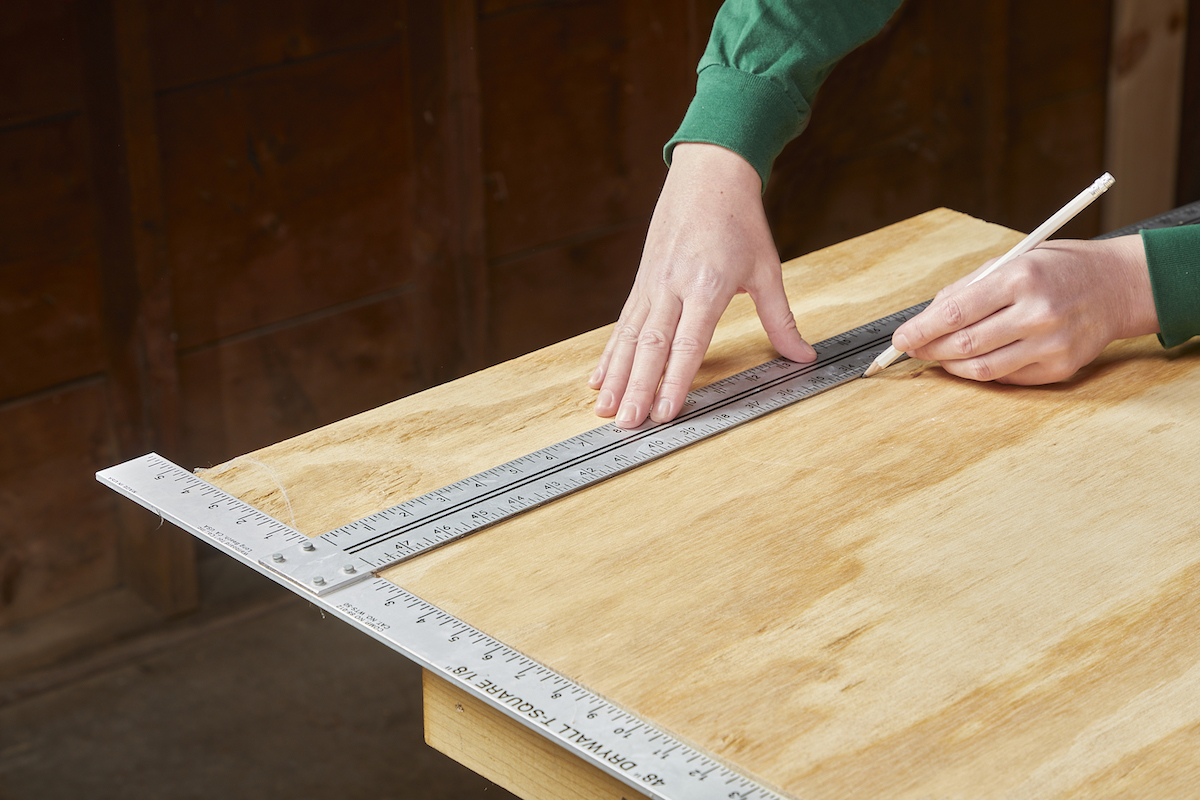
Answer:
[
  {"left": 590, "top": 143, "right": 816, "bottom": 428},
  {"left": 891, "top": 235, "right": 1159, "bottom": 384}
]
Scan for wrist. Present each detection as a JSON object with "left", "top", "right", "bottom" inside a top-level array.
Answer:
[
  {"left": 669, "top": 143, "right": 763, "bottom": 196},
  {"left": 1107, "top": 235, "right": 1159, "bottom": 341}
]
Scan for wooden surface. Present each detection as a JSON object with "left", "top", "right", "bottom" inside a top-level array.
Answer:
[
  {"left": 8, "top": 0, "right": 1170, "bottom": 675},
  {"left": 199, "top": 209, "right": 1200, "bottom": 798},
  {"left": 424, "top": 671, "right": 649, "bottom": 800}
]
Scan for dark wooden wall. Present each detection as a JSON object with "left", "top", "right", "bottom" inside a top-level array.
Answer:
[
  {"left": 767, "top": 0, "right": 1115, "bottom": 255},
  {"left": 1180, "top": 0, "right": 1200, "bottom": 205},
  {"left": 1, "top": 0, "right": 1195, "bottom": 676}
]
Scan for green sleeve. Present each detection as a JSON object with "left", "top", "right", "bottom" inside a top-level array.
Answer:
[
  {"left": 665, "top": 0, "right": 905, "bottom": 190},
  {"left": 1142, "top": 225, "right": 1200, "bottom": 348}
]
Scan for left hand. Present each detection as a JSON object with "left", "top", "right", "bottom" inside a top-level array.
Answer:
[{"left": 890, "top": 235, "right": 1159, "bottom": 384}]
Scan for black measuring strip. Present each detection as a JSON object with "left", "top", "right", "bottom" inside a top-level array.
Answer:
[{"left": 1093, "top": 199, "right": 1200, "bottom": 239}]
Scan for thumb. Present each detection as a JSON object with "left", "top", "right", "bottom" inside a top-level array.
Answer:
[{"left": 749, "top": 275, "right": 816, "bottom": 363}]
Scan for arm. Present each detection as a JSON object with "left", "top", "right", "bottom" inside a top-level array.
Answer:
[
  {"left": 590, "top": 142, "right": 812, "bottom": 427},
  {"left": 592, "top": 0, "right": 905, "bottom": 428},
  {"left": 890, "top": 225, "right": 1200, "bottom": 385}
]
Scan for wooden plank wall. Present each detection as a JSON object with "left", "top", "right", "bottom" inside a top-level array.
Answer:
[
  {"left": 1104, "top": 0, "right": 1190, "bottom": 230},
  {"left": 1179, "top": 0, "right": 1200, "bottom": 205},
  {"left": 767, "top": 0, "right": 1115, "bottom": 256},
  {"left": 0, "top": 0, "right": 1194, "bottom": 677}
]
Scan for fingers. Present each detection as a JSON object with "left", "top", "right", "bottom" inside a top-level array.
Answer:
[
  {"left": 612, "top": 304, "right": 682, "bottom": 428},
  {"left": 894, "top": 246, "right": 1114, "bottom": 384},
  {"left": 893, "top": 281, "right": 1008, "bottom": 356},
  {"left": 900, "top": 281, "right": 1052, "bottom": 382},
  {"left": 936, "top": 335, "right": 1075, "bottom": 385},
  {"left": 589, "top": 143, "right": 789, "bottom": 426},
  {"left": 593, "top": 270, "right": 806, "bottom": 428},
  {"left": 596, "top": 292, "right": 728, "bottom": 430},
  {"left": 592, "top": 294, "right": 661, "bottom": 421},
  {"left": 649, "top": 301, "right": 723, "bottom": 424},
  {"left": 748, "top": 268, "right": 816, "bottom": 364},
  {"left": 904, "top": 300, "right": 1018, "bottom": 364},
  {"left": 933, "top": 337, "right": 1037, "bottom": 383}
]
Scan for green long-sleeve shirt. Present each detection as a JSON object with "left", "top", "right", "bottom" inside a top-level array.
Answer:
[
  {"left": 668, "top": 0, "right": 1199, "bottom": 348},
  {"left": 1143, "top": 224, "right": 1200, "bottom": 347}
]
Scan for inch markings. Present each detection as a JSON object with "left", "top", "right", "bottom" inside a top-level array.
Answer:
[
  {"left": 262, "top": 301, "right": 928, "bottom": 595},
  {"left": 96, "top": 304, "right": 930, "bottom": 800},
  {"left": 95, "top": 454, "right": 787, "bottom": 800}
]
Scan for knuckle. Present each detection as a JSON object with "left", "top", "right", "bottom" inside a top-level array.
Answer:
[
  {"left": 687, "top": 268, "right": 724, "bottom": 298},
  {"left": 637, "top": 328, "right": 670, "bottom": 351},
  {"left": 1042, "top": 342, "right": 1081, "bottom": 382},
  {"left": 656, "top": 372, "right": 691, "bottom": 395},
  {"left": 1046, "top": 365, "right": 1073, "bottom": 383},
  {"left": 951, "top": 329, "right": 976, "bottom": 357},
  {"left": 1029, "top": 302, "right": 1065, "bottom": 333},
  {"left": 768, "top": 308, "right": 799, "bottom": 335},
  {"left": 669, "top": 334, "right": 705, "bottom": 357},
  {"left": 939, "top": 297, "right": 966, "bottom": 328},
  {"left": 965, "top": 358, "right": 995, "bottom": 382},
  {"left": 614, "top": 323, "right": 642, "bottom": 347},
  {"left": 1007, "top": 260, "right": 1039, "bottom": 285},
  {"left": 624, "top": 374, "right": 658, "bottom": 395}
]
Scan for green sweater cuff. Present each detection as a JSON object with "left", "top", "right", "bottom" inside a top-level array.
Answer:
[
  {"left": 664, "top": 65, "right": 810, "bottom": 192},
  {"left": 1142, "top": 225, "right": 1200, "bottom": 348}
]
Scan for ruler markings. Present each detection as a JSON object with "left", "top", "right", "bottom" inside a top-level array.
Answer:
[
  {"left": 263, "top": 302, "right": 926, "bottom": 594},
  {"left": 95, "top": 303, "right": 931, "bottom": 799},
  {"left": 347, "top": 326, "right": 876, "bottom": 542}
]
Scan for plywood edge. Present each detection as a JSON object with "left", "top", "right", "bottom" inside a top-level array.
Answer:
[{"left": 423, "top": 670, "right": 651, "bottom": 800}]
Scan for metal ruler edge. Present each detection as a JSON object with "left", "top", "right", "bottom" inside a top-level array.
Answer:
[
  {"left": 259, "top": 301, "right": 930, "bottom": 597},
  {"left": 96, "top": 453, "right": 789, "bottom": 800},
  {"left": 95, "top": 302, "right": 927, "bottom": 800},
  {"left": 97, "top": 200, "right": 1200, "bottom": 791}
]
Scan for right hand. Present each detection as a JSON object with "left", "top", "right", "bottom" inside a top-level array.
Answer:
[
  {"left": 589, "top": 143, "right": 817, "bottom": 429},
  {"left": 891, "top": 235, "right": 1158, "bottom": 384}
]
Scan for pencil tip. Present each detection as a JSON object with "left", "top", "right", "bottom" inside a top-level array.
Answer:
[{"left": 862, "top": 362, "right": 880, "bottom": 378}]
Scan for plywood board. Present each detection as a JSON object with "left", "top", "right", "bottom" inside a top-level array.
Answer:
[
  {"left": 423, "top": 671, "right": 650, "bottom": 800},
  {"left": 200, "top": 209, "right": 1200, "bottom": 798}
]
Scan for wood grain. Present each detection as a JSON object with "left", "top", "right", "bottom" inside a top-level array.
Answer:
[
  {"left": 476, "top": 0, "right": 692, "bottom": 261},
  {"left": 0, "top": 382, "right": 123, "bottom": 628},
  {"left": 158, "top": 42, "right": 414, "bottom": 351},
  {"left": 199, "top": 209, "right": 1200, "bottom": 797},
  {"left": 424, "top": 671, "right": 650, "bottom": 800},
  {"left": 0, "top": 117, "right": 105, "bottom": 402},
  {"left": 767, "top": 0, "right": 1112, "bottom": 260},
  {"left": 1104, "top": 0, "right": 1190, "bottom": 230},
  {"left": 146, "top": 0, "right": 402, "bottom": 92},
  {"left": 82, "top": 0, "right": 197, "bottom": 614},
  {"left": 1179, "top": 0, "right": 1200, "bottom": 206},
  {"left": 0, "top": 0, "right": 82, "bottom": 125}
]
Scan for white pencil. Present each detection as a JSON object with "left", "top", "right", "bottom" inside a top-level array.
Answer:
[{"left": 862, "top": 172, "right": 1116, "bottom": 378}]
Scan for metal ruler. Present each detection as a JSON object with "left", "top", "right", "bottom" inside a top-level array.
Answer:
[
  {"left": 97, "top": 301, "right": 926, "bottom": 800},
  {"left": 256, "top": 300, "right": 928, "bottom": 597}
]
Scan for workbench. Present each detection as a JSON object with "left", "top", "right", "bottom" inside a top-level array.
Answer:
[{"left": 195, "top": 209, "right": 1200, "bottom": 799}]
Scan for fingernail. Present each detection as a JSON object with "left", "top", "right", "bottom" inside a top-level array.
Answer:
[
  {"left": 652, "top": 397, "right": 673, "bottom": 421},
  {"left": 589, "top": 366, "right": 604, "bottom": 387},
  {"left": 616, "top": 402, "right": 639, "bottom": 427},
  {"left": 893, "top": 332, "right": 910, "bottom": 352},
  {"left": 595, "top": 389, "right": 614, "bottom": 414}
]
